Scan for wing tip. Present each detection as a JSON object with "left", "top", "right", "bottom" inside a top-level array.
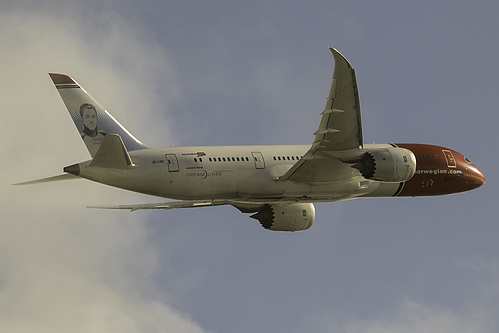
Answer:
[{"left": 329, "top": 47, "right": 352, "bottom": 68}]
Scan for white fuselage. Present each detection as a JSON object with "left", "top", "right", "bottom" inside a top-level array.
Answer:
[{"left": 76, "top": 144, "right": 403, "bottom": 203}]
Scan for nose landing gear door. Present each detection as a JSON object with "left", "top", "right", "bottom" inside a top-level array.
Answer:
[{"left": 165, "top": 154, "right": 179, "bottom": 172}]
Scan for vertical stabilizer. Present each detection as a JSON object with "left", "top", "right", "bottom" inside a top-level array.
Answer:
[{"left": 49, "top": 73, "right": 149, "bottom": 157}]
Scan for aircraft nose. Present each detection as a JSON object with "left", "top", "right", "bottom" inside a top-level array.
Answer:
[{"left": 465, "top": 164, "right": 486, "bottom": 190}]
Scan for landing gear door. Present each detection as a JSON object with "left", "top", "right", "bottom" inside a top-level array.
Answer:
[
  {"left": 165, "top": 154, "right": 179, "bottom": 172},
  {"left": 251, "top": 152, "right": 265, "bottom": 169}
]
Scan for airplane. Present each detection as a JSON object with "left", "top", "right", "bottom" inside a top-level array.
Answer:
[{"left": 16, "top": 48, "right": 486, "bottom": 231}]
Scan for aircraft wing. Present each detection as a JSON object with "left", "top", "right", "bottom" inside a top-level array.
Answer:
[
  {"left": 279, "top": 48, "right": 363, "bottom": 183},
  {"left": 313, "top": 47, "right": 363, "bottom": 152},
  {"left": 87, "top": 200, "right": 230, "bottom": 212}
]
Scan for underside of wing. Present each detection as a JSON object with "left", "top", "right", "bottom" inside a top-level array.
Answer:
[
  {"left": 279, "top": 48, "right": 363, "bottom": 183},
  {"left": 278, "top": 151, "right": 358, "bottom": 183},
  {"left": 87, "top": 200, "right": 230, "bottom": 212},
  {"left": 87, "top": 200, "right": 273, "bottom": 215}
]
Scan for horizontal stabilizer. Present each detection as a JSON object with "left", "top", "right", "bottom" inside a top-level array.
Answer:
[
  {"left": 13, "top": 173, "right": 79, "bottom": 185},
  {"left": 89, "top": 133, "right": 133, "bottom": 169}
]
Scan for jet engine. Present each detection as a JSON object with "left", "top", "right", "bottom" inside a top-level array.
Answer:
[
  {"left": 249, "top": 203, "right": 315, "bottom": 232},
  {"left": 353, "top": 147, "right": 416, "bottom": 182}
]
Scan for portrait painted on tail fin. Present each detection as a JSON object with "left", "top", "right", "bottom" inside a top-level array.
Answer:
[{"left": 79, "top": 103, "right": 108, "bottom": 156}]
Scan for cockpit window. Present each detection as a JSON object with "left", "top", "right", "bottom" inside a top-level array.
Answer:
[{"left": 465, "top": 157, "right": 472, "bottom": 163}]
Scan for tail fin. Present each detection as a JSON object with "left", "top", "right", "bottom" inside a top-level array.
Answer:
[{"left": 49, "top": 73, "right": 149, "bottom": 157}]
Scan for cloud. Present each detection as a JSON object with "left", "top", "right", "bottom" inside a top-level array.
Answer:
[
  {"left": 312, "top": 256, "right": 499, "bottom": 333},
  {"left": 313, "top": 300, "right": 494, "bottom": 333},
  {"left": 0, "top": 3, "right": 204, "bottom": 332}
]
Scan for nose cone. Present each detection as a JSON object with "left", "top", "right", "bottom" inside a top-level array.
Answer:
[{"left": 464, "top": 163, "right": 486, "bottom": 190}]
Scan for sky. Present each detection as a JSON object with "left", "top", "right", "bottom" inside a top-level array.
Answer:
[{"left": 1, "top": 1, "right": 498, "bottom": 332}]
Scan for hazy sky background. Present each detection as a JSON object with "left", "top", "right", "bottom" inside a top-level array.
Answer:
[{"left": 1, "top": 1, "right": 498, "bottom": 332}]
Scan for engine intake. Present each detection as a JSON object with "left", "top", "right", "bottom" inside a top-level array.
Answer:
[
  {"left": 353, "top": 147, "right": 416, "bottom": 182},
  {"left": 249, "top": 203, "right": 315, "bottom": 232}
]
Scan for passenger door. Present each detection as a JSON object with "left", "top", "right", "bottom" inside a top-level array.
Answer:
[
  {"left": 251, "top": 152, "right": 265, "bottom": 169},
  {"left": 165, "top": 154, "right": 179, "bottom": 172}
]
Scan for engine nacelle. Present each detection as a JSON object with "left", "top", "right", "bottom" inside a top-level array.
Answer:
[
  {"left": 249, "top": 203, "right": 315, "bottom": 232},
  {"left": 353, "top": 147, "right": 416, "bottom": 182}
]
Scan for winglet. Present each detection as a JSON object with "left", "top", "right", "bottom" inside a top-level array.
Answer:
[
  {"left": 329, "top": 48, "right": 353, "bottom": 69},
  {"left": 89, "top": 133, "right": 134, "bottom": 169}
]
